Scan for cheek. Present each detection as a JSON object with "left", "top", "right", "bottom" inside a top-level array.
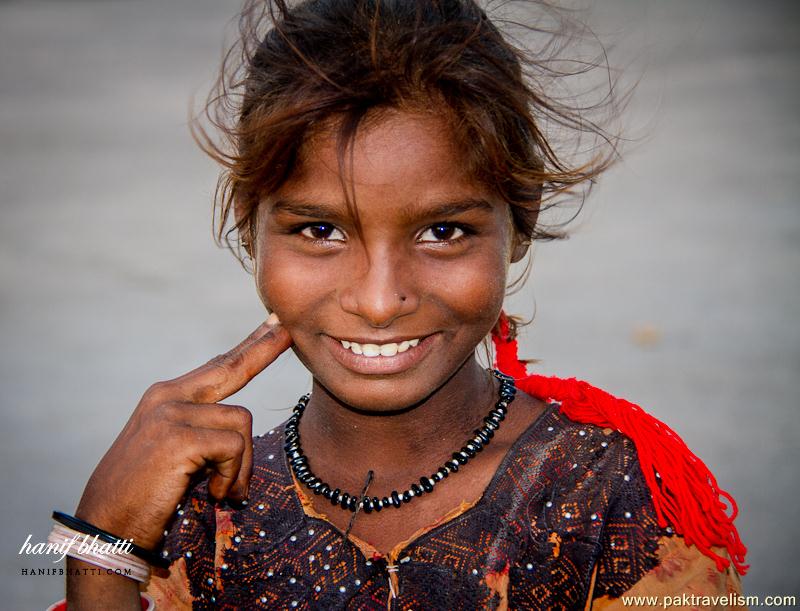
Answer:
[
  {"left": 254, "top": 247, "right": 322, "bottom": 325},
  {"left": 422, "top": 251, "right": 509, "bottom": 328}
]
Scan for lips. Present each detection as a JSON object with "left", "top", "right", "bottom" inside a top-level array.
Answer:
[{"left": 324, "top": 333, "right": 437, "bottom": 375}]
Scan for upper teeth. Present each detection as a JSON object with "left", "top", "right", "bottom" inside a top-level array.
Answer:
[{"left": 340, "top": 338, "right": 420, "bottom": 357}]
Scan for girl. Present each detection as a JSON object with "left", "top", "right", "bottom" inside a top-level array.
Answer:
[{"left": 55, "top": 0, "right": 747, "bottom": 608}]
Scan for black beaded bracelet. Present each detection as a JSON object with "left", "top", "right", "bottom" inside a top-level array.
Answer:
[{"left": 52, "top": 511, "right": 171, "bottom": 569}]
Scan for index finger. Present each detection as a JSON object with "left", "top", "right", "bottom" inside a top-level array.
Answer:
[{"left": 168, "top": 315, "right": 292, "bottom": 404}]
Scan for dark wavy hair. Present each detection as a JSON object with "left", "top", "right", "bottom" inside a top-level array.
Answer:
[{"left": 193, "top": 0, "right": 626, "bottom": 275}]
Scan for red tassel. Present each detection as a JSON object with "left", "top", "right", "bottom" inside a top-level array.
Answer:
[{"left": 491, "top": 313, "right": 748, "bottom": 575}]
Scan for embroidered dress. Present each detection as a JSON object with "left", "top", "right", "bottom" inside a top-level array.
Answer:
[{"left": 145, "top": 401, "right": 745, "bottom": 610}]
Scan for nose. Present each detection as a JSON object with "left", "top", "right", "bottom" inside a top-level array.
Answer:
[{"left": 338, "top": 248, "right": 420, "bottom": 328}]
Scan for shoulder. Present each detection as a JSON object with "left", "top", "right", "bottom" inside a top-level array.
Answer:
[
  {"left": 490, "top": 399, "right": 663, "bottom": 554},
  {"left": 512, "top": 375, "right": 748, "bottom": 603},
  {"left": 504, "top": 398, "right": 642, "bottom": 497},
  {"left": 534, "top": 400, "right": 746, "bottom": 605}
]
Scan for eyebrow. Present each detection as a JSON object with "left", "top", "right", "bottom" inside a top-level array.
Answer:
[
  {"left": 417, "top": 198, "right": 495, "bottom": 219},
  {"left": 269, "top": 197, "right": 496, "bottom": 220},
  {"left": 269, "top": 199, "right": 344, "bottom": 218}
]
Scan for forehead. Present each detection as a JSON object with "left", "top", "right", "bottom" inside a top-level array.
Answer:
[{"left": 282, "top": 109, "right": 486, "bottom": 206}]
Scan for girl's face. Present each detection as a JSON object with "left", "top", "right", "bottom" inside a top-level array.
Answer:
[{"left": 254, "top": 110, "right": 523, "bottom": 411}]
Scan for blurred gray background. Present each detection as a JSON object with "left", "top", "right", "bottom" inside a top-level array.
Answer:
[{"left": 1, "top": 0, "right": 798, "bottom": 607}]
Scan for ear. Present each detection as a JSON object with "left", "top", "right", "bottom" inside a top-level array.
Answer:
[
  {"left": 508, "top": 195, "right": 539, "bottom": 263},
  {"left": 234, "top": 195, "right": 257, "bottom": 259},
  {"left": 510, "top": 232, "right": 531, "bottom": 263}
]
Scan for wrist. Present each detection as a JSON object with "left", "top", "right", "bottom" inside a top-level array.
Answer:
[{"left": 65, "top": 557, "right": 143, "bottom": 610}]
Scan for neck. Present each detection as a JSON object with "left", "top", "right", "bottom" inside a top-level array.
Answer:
[{"left": 297, "top": 358, "right": 499, "bottom": 496}]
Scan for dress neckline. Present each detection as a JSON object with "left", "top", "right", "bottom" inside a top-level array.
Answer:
[{"left": 280, "top": 397, "right": 557, "bottom": 561}]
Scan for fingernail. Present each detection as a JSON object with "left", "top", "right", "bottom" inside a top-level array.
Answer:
[
  {"left": 225, "top": 497, "right": 247, "bottom": 510},
  {"left": 227, "top": 483, "right": 247, "bottom": 503},
  {"left": 267, "top": 312, "right": 280, "bottom": 326}
]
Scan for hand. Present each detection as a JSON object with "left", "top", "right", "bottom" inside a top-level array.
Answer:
[{"left": 74, "top": 314, "right": 292, "bottom": 551}]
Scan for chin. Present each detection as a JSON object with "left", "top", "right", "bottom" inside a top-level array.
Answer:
[{"left": 329, "top": 379, "right": 435, "bottom": 413}]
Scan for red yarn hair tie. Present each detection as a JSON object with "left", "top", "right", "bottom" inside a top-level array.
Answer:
[{"left": 490, "top": 312, "right": 748, "bottom": 575}]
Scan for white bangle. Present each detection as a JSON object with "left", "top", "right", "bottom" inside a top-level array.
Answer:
[{"left": 48, "top": 523, "right": 151, "bottom": 583}]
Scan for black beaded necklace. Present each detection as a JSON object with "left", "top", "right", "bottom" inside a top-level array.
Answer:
[{"left": 284, "top": 369, "right": 517, "bottom": 513}]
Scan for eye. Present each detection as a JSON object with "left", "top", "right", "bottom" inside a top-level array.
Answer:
[
  {"left": 299, "top": 223, "right": 346, "bottom": 242},
  {"left": 417, "top": 223, "right": 467, "bottom": 243}
]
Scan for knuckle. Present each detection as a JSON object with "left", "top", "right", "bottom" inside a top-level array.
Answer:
[
  {"left": 254, "top": 327, "right": 285, "bottom": 350},
  {"left": 208, "top": 350, "right": 244, "bottom": 373},
  {"left": 142, "top": 381, "right": 172, "bottom": 404},
  {"left": 189, "top": 354, "right": 245, "bottom": 403},
  {"left": 230, "top": 405, "right": 253, "bottom": 429},
  {"left": 254, "top": 327, "right": 277, "bottom": 342}
]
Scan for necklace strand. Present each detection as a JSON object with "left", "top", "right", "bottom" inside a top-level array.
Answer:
[{"left": 284, "top": 369, "right": 517, "bottom": 513}]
